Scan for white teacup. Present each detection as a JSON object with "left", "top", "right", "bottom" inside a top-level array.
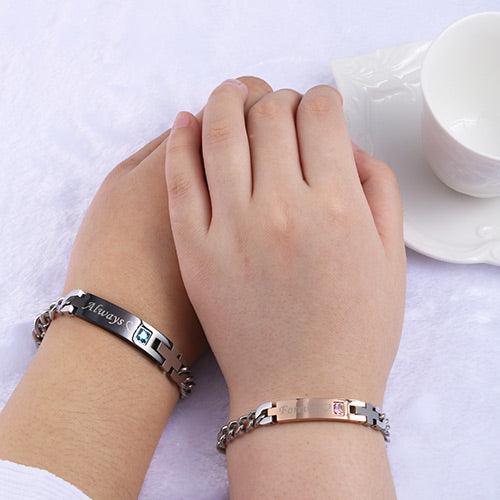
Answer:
[{"left": 421, "top": 12, "right": 500, "bottom": 198}]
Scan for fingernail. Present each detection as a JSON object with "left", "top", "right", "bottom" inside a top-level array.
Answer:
[
  {"left": 173, "top": 112, "right": 191, "bottom": 129},
  {"left": 221, "top": 78, "right": 248, "bottom": 97}
]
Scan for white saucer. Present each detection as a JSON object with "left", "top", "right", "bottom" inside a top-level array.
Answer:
[{"left": 332, "top": 42, "right": 500, "bottom": 266}]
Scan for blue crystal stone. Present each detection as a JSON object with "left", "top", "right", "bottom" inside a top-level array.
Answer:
[{"left": 135, "top": 326, "right": 152, "bottom": 345}]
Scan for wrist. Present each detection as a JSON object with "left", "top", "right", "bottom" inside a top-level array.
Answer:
[
  {"left": 223, "top": 364, "right": 394, "bottom": 500},
  {"left": 40, "top": 290, "right": 195, "bottom": 398},
  {"left": 225, "top": 396, "right": 394, "bottom": 500},
  {"left": 44, "top": 316, "right": 179, "bottom": 397}
]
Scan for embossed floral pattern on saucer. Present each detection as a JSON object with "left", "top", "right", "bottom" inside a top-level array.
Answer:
[{"left": 332, "top": 42, "right": 500, "bottom": 266}]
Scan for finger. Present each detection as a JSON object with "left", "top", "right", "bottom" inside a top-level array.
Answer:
[
  {"left": 165, "top": 112, "right": 211, "bottom": 240},
  {"left": 120, "top": 76, "right": 272, "bottom": 176},
  {"left": 124, "top": 130, "right": 171, "bottom": 165},
  {"left": 196, "top": 76, "right": 273, "bottom": 125},
  {"left": 246, "top": 89, "right": 302, "bottom": 194},
  {"left": 238, "top": 76, "right": 273, "bottom": 112},
  {"left": 195, "top": 77, "right": 272, "bottom": 127},
  {"left": 353, "top": 145, "right": 404, "bottom": 258},
  {"left": 202, "top": 79, "right": 251, "bottom": 218},
  {"left": 296, "top": 85, "right": 361, "bottom": 195},
  {"left": 108, "top": 130, "right": 172, "bottom": 179}
]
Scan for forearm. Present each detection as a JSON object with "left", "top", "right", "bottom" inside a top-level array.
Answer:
[{"left": 0, "top": 317, "right": 177, "bottom": 499}]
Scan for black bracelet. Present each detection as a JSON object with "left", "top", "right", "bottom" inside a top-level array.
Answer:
[{"left": 33, "top": 289, "right": 194, "bottom": 398}]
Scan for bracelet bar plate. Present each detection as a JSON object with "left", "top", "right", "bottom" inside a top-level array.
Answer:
[
  {"left": 267, "top": 398, "right": 367, "bottom": 424},
  {"left": 217, "top": 398, "right": 389, "bottom": 451},
  {"left": 68, "top": 291, "right": 167, "bottom": 365}
]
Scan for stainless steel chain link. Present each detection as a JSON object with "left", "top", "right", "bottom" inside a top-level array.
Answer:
[
  {"left": 33, "top": 290, "right": 194, "bottom": 398},
  {"left": 217, "top": 409, "right": 260, "bottom": 451},
  {"left": 33, "top": 295, "right": 71, "bottom": 345}
]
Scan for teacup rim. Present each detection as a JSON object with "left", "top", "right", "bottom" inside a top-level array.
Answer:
[{"left": 421, "top": 11, "right": 500, "bottom": 163}]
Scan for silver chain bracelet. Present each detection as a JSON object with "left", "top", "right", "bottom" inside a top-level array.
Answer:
[
  {"left": 217, "top": 398, "right": 390, "bottom": 451},
  {"left": 33, "top": 289, "right": 194, "bottom": 398}
]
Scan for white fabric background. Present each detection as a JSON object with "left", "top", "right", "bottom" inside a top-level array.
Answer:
[{"left": 1, "top": 1, "right": 499, "bottom": 498}]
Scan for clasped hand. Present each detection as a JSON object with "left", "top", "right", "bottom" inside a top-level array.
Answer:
[{"left": 0, "top": 76, "right": 405, "bottom": 500}]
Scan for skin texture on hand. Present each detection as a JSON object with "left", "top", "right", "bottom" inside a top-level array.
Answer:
[
  {"left": 165, "top": 81, "right": 406, "bottom": 499},
  {"left": 0, "top": 77, "right": 273, "bottom": 499},
  {"left": 0, "top": 133, "right": 203, "bottom": 500}
]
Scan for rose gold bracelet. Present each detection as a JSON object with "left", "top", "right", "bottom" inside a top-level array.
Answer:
[{"left": 217, "top": 398, "right": 390, "bottom": 451}]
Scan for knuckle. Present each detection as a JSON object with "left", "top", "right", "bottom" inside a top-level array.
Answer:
[
  {"left": 205, "top": 118, "right": 234, "bottom": 146},
  {"left": 168, "top": 173, "right": 192, "bottom": 199},
  {"left": 304, "top": 93, "right": 333, "bottom": 114},
  {"left": 273, "top": 88, "right": 302, "bottom": 104},
  {"left": 248, "top": 95, "right": 281, "bottom": 120},
  {"left": 166, "top": 137, "right": 194, "bottom": 157},
  {"left": 303, "top": 85, "right": 343, "bottom": 113},
  {"left": 265, "top": 200, "right": 296, "bottom": 240},
  {"left": 165, "top": 143, "right": 185, "bottom": 156},
  {"left": 324, "top": 201, "right": 352, "bottom": 226},
  {"left": 210, "top": 82, "right": 240, "bottom": 100},
  {"left": 102, "top": 164, "right": 126, "bottom": 185},
  {"left": 249, "top": 89, "right": 301, "bottom": 121},
  {"left": 377, "top": 162, "right": 398, "bottom": 185}
]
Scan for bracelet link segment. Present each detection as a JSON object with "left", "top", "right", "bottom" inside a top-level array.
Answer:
[
  {"left": 349, "top": 400, "right": 390, "bottom": 441},
  {"left": 156, "top": 342, "right": 194, "bottom": 398}
]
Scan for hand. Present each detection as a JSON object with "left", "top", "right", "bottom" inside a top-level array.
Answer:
[
  {"left": 0, "top": 113, "right": 207, "bottom": 500},
  {"left": 0, "top": 77, "right": 274, "bottom": 500},
  {"left": 63, "top": 127, "right": 205, "bottom": 365},
  {"left": 165, "top": 81, "right": 406, "bottom": 414},
  {"left": 165, "top": 80, "right": 405, "bottom": 499},
  {"left": 63, "top": 76, "right": 273, "bottom": 369}
]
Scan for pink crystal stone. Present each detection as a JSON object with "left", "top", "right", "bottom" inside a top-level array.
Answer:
[{"left": 332, "top": 402, "right": 345, "bottom": 416}]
